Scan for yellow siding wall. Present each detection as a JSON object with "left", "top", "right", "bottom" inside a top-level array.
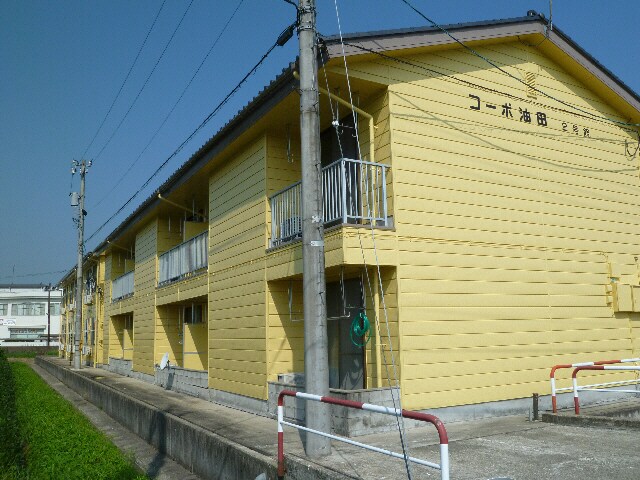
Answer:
[
  {"left": 156, "top": 305, "right": 182, "bottom": 367},
  {"left": 340, "top": 41, "right": 640, "bottom": 409},
  {"left": 209, "top": 137, "right": 268, "bottom": 399},
  {"left": 184, "top": 322, "right": 207, "bottom": 370},
  {"left": 267, "top": 279, "right": 304, "bottom": 380},
  {"left": 157, "top": 215, "right": 183, "bottom": 256},
  {"left": 132, "top": 220, "right": 157, "bottom": 374}
]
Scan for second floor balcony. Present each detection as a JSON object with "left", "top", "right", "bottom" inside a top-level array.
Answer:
[
  {"left": 112, "top": 271, "right": 134, "bottom": 302},
  {"left": 158, "top": 231, "right": 208, "bottom": 286},
  {"left": 269, "top": 158, "right": 390, "bottom": 247}
]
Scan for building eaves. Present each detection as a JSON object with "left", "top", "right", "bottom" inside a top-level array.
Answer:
[
  {"left": 322, "top": 11, "right": 640, "bottom": 109},
  {"left": 93, "top": 65, "right": 297, "bottom": 255},
  {"left": 88, "top": 11, "right": 640, "bottom": 262}
]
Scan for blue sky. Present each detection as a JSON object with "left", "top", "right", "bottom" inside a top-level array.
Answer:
[{"left": 1, "top": 0, "right": 638, "bottom": 285}]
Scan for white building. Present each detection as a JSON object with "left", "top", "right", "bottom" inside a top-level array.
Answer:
[{"left": 0, "top": 284, "right": 61, "bottom": 346}]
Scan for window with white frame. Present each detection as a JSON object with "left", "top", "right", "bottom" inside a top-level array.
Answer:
[{"left": 11, "top": 303, "right": 46, "bottom": 316}]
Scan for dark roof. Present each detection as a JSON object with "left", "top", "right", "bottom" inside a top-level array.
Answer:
[{"left": 83, "top": 11, "right": 640, "bottom": 273}]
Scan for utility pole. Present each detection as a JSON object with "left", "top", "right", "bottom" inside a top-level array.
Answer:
[
  {"left": 71, "top": 159, "right": 90, "bottom": 369},
  {"left": 298, "top": 0, "right": 331, "bottom": 457},
  {"left": 46, "top": 283, "right": 51, "bottom": 347}
]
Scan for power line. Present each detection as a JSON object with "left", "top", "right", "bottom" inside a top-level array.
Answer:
[
  {"left": 339, "top": 38, "right": 637, "bottom": 135},
  {"left": 85, "top": 22, "right": 296, "bottom": 245},
  {"left": 397, "top": 0, "right": 640, "bottom": 128},
  {"left": 90, "top": 0, "right": 195, "bottom": 163},
  {"left": 91, "top": 0, "right": 246, "bottom": 210},
  {"left": 0, "top": 269, "right": 69, "bottom": 281},
  {"left": 81, "top": 1, "right": 167, "bottom": 159},
  {"left": 331, "top": 1, "right": 413, "bottom": 477}
]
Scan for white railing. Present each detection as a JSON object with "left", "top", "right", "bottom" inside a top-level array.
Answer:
[
  {"left": 158, "top": 231, "right": 208, "bottom": 286},
  {"left": 270, "top": 158, "right": 390, "bottom": 247},
  {"left": 112, "top": 271, "right": 134, "bottom": 301}
]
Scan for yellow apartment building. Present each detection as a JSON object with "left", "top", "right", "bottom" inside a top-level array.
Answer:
[{"left": 59, "top": 13, "right": 640, "bottom": 425}]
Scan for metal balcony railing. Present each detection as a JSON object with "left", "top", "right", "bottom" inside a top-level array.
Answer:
[
  {"left": 158, "top": 231, "right": 208, "bottom": 286},
  {"left": 112, "top": 271, "right": 134, "bottom": 301},
  {"left": 270, "top": 158, "right": 390, "bottom": 247}
]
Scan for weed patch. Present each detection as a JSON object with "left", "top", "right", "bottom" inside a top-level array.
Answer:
[{"left": 5, "top": 362, "right": 147, "bottom": 480}]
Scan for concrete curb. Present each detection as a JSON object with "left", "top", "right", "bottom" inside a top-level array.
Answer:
[
  {"left": 36, "top": 357, "right": 352, "bottom": 480},
  {"left": 542, "top": 412, "right": 640, "bottom": 429}
]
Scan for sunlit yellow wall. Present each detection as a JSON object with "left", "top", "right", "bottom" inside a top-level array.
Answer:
[
  {"left": 184, "top": 322, "right": 207, "bottom": 370},
  {"left": 132, "top": 220, "right": 157, "bottom": 375},
  {"left": 156, "top": 305, "right": 182, "bottom": 366},
  {"left": 208, "top": 137, "right": 268, "bottom": 399},
  {"left": 341, "top": 40, "right": 640, "bottom": 409}
]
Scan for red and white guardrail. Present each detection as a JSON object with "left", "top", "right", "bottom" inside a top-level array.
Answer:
[
  {"left": 549, "top": 357, "right": 640, "bottom": 413},
  {"left": 277, "top": 390, "right": 450, "bottom": 479},
  {"left": 571, "top": 365, "right": 640, "bottom": 414}
]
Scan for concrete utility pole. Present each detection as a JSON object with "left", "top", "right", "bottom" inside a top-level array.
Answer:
[
  {"left": 46, "top": 284, "right": 51, "bottom": 347},
  {"left": 72, "top": 159, "right": 90, "bottom": 369},
  {"left": 298, "top": 0, "right": 331, "bottom": 457}
]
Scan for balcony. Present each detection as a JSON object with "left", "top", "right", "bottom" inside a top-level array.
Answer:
[
  {"left": 269, "top": 158, "right": 390, "bottom": 247},
  {"left": 112, "top": 271, "right": 134, "bottom": 301},
  {"left": 158, "top": 231, "right": 208, "bottom": 286}
]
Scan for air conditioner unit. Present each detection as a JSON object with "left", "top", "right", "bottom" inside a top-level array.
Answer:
[
  {"left": 60, "top": 307, "right": 66, "bottom": 315},
  {"left": 68, "top": 302, "right": 76, "bottom": 312},
  {"left": 83, "top": 293, "right": 94, "bottom": 305}
]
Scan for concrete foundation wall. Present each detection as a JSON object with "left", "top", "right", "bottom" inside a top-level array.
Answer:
[
  {"left": 36, "top": 357, "right": 281, "bottom": 480},
  {"left": 268, "top": 381, "right": 406, "bottom": 437}
]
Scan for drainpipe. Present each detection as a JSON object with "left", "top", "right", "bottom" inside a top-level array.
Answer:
[{"left": 293, "top": 71, "right": 376, "bottom": 163}]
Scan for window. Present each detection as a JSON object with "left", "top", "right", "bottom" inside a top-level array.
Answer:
[
  {"left": 11, "top": 303, "right": 46, "bottom": 316},
  {"left": 0, "top": 304, "right": 7, "bottom": 315},
  {"left": 9, "top": 327, "right": 45, "bottom": 340},
  {"left": 184, "top": 304, "right": 206, "bottom": 324}
]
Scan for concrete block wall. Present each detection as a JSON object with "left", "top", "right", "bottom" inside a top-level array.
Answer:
[
  {"left": 268, "top": 380, "right": 406, "bottom": 437},
  {"left": 156, "top": 366, "right": 209, "bottom": 399}
]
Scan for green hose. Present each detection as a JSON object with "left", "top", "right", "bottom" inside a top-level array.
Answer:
[{"left": 350, "top": 310, "right": 372, "bottom": 347}]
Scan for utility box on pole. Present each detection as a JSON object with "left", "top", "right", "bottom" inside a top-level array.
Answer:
[{"left": 298, "top": 0, "right": 331, "bottom": 457}]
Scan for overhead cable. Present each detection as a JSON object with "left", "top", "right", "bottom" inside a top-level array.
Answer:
[
  {"left": 91, "top": 0, "right": 246, "bottom": 209},
  {"left": 398, "top": 0, "right": 640, "bottom": 128},
  {"left": 91, "top": 0, "right": 195, "bottom": 163},
  {"left": 332, "top": 1, "right": 414, "bottom": 478},
  {"left": 81, "top": 1, "right": 167, "bottom": 159},
  {"left": 85, "top": 22, "right": 296, "bottom": 245}
]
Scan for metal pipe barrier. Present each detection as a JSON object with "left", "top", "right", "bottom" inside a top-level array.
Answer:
[
  {"left": 277, "top": 390, "right": 449, "bottom": 479},
  {"left": 572, "top": 365, "right": 640, "bottom": 414},
  {"left": 549, "top": 357, "right": 640, "bottom": 413}
]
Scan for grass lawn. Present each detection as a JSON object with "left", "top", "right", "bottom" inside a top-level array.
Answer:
[{"left": 0, "top": 351, "right": 148, "bottom": 480}]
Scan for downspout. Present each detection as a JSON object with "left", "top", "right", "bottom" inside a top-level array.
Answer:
[{"left": 293, "top": 71, "right": 376, "bottom": 163}]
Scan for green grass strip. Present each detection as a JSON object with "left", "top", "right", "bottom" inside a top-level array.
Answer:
[
  {"left": 0, "top": 349, "right": 25, "bottom": 476},
  {"left": 6, "top": 362, "right": 148, "bottom": 480}
]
